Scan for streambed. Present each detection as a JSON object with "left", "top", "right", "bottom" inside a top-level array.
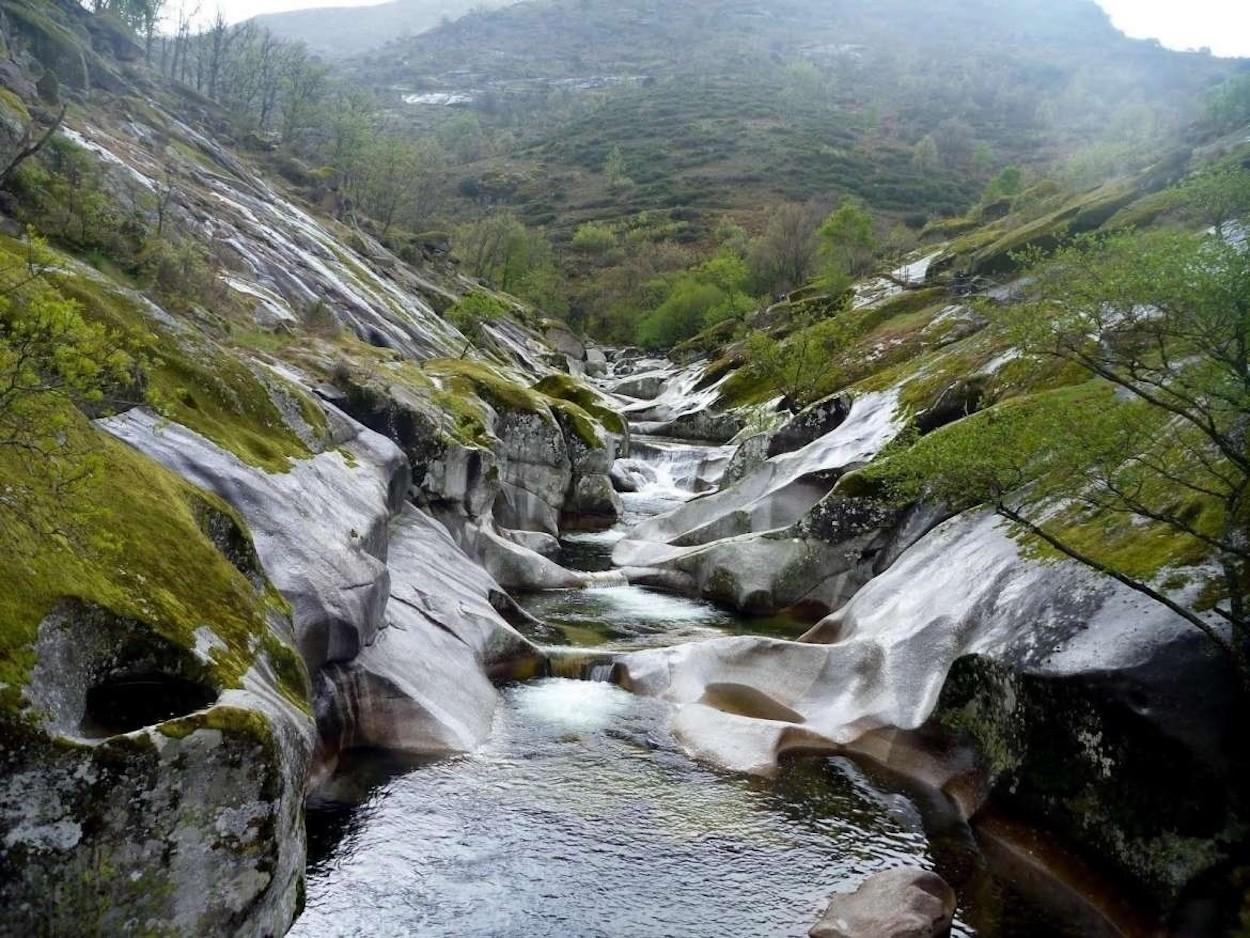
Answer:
[{"left": 298, "top": 435, "right": 1083, "bottom": 936}]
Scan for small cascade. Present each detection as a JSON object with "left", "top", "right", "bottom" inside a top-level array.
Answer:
[
  {"left": 544, "top": 651, "right": 620, "bottom": 683},
  {"left": 628, "top": 436, "right": 733, "bottom": 496},
  {"left": 586, "top": 661, "right": 619, "bottom": 683}
]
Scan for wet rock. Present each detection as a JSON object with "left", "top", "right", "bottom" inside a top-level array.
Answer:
[
  {"left": 318, "top": 507, "right": 541, "bottom": 766},
  {"left": 103, "top": 406, "right": 409, "bottom": 672},
  {"left": 614, "top": 392, "right": 904, "bottom": 612},
  {"left": 611, "top": 458, "right": 659, "bottom": 493},
  {"left": 543, "top": 320, "right": 586, "bottom": 360},
  {"left": 610, "top": 371, "right": 667, "bottom": 400},
  {"left": 722, "top": 432, "right": 771, "bottom": 486},
  {"left": 617, "top": 507, "right": 1243, "bottom": 918},
  {"left": 658, "top": 407, "right": 744, "bottom": 443},
  {"left": 585, "top": 346, "right": 608, "bottom": 377},
  {"left": 809, "top": 868, "right": 956, "bottom": 938},
  {"left": 504, "top": 528, "right": 562, "bottom": 557},
  {"left": 494, "top": 406, "right": 574, "bottom": 536},
  {"left": 768, "top": 394, "right": 851, "bottom": 458}
]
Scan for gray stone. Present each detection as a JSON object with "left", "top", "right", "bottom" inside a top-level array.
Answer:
[
  {"left": 102, "top": 406, "right": 410, "bottom": 672},
  {"left": 810, "top": 868, "right": 956, "bottom": 938},
  {"left": 319, "top": 507, "right": 541, "bottom": 765}
]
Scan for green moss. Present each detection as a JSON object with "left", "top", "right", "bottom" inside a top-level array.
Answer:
[
  {"left": 157, "top": 705, "right": 274, "bottom": 742},
  {"left": 921, "top": 215, "right": 980, "bottom": 240},
  {"left": 0, "top": 86, "right": 30, "bottom": 122},
  {"left": 970, "top": 178, "right": 1141, "bottom": 274},
  {"left": 51, "top": 274, "right": 316, "bottom": 473},
  {"left": 549, "top": 398, "right": 602, "bottom": 448},
  {"left": 532, "top": 373, "right": 627, "bottom": 436},
  {"left": 425, "top": 358, "right": 547, "bottom": 416},
  {"left": 0, "top": 407, "right": 301, "bottom": 710}
]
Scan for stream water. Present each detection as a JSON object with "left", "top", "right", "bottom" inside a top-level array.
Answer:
[{"left": 297, "top": 433, "right": 1083, "bottom": 937}]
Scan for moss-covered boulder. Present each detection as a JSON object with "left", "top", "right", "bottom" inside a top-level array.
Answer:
[
  {"left": 0, "top": 417, "right": 314, "bottom": 937},
  {"left": 932, "top": 649, "right": 1246, "bottom": 923}
]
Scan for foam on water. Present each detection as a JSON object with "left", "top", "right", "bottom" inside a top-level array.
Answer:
[{"left": 513, "top": 678, "right": 633, "bottom": 732}]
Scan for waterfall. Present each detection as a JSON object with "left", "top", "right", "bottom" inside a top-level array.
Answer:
[
  {"left": 628, "top": 436, "right": 733, "bottom": 495},
  {"left": 586, "top": 661, "right": 618, "bottom": 683}
]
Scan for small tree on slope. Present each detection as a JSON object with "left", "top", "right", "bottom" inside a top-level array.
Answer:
[{"left": 880, "top": 223, "right": 1250, "bottom": 690}]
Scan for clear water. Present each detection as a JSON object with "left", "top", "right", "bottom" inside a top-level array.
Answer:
[
  {"left": 299, "top": 437, "right": 1087, "bottom": 937},
  {"left": 297, "top": 680, "right": 938, "bottom": 938}
]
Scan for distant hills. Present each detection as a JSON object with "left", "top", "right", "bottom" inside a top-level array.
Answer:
[
  {"left": 334, "top": 0, "right": 1241, "bottom": 234},
  {"left": 252, "top": 0, "right": 517, "bottom": 57}
]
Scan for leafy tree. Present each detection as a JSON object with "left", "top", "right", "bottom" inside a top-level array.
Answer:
[
  {"left": 912, "top": 135, "right": 939, "bottom": 170},
  {"left": 571, "top": 222, "right": 618, "bottom": 256},
  {"left": 446, "top": 291, "right": 508, "bottom": 357},
  {"left": 278, "top": 44, "right": 329, "bottom": 142},
  {"left": 1182, "top": 164, "right": 1250, "bottom": 240},
  {"left": 744, "top": 317, "right": 854, "bottom": 411},
  {"left": 749, "top": 202, "right": 821, "bottom": 296},
  {"left": 0, "top": 234, "right": 135, "bottom": 470},
  {"left": 636, "top": 279, "right": 724, "bottom": 348},
  {"left": 355, "top": 137, "right": 442, "bottom": 237},
  {"left": 817, "top": 198, "right": 876, "bottom": 292},
  {"left": 454, "top": 213, "right": 531, "bottom": 291},
  {"left": 603, "top": 145, "right": 633, "bottom": 193},
  {"left": 454, "top": 214, "right": 564, "bottom": 313},
  {"left": 981, "top": 165, "right": 1023, "bottom": 204},
  {"left": 881, "top": 228, "right": 1250, "bottom": 688},
  {"left": 1206, "top": 74, "right": 1250, "bottom": 131}
]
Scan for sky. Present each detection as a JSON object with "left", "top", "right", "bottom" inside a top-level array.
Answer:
[
  {"left": 1096, "top": 0, "right": 1250, "bottom": 57},
  {"left": 198, "top": 0, "right": 1250, "bottom": 58}
]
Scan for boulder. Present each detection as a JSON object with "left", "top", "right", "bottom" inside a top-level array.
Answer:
[
  {"left": 615, "top": 508, "right": 1244, "bottom": 920},
  {"left": 318, "top": 507, "right": 541, "bottom": 766},
  {"left": 611, "top": 457, "right": 659, "bottom": 493},
  {"left": 722, "top": 431, "right": 771, "bottom": 486},
  {"left": 494, "top": 405, "right": 573, "bottom": 537},
  {"left": 768, "top": 394, "right": 851, "bottom": 458},
  {"left": 102, "top": 406, "right": 410, "bottom": 672},
  {"left": 617, "top": 390, "right": 905, "bottom": 580},
  {"left": 585, "top": 346, "right": 608, "bottom": 377},
  {"left": 543, "top": 320, "right": 586, "bottom": 360},
  {"left": 809, "top": 868, "right": 956, "bottom": 938},
  {"left": 609, "top": 371, "right": 668, "bottom": 400}
]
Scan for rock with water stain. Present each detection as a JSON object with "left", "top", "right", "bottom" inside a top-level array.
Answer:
[
  {"left": 614, "top": 391, "right": 909, "bottom": 614},
  {"left": 319, "top": 506, "right": 542, "bottom": 768},
  {"left": 809, "top": 868, "right": 956, "bottom": 938}
]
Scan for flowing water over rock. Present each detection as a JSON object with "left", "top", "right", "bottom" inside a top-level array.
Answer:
[{"left": 299, "top": 423, "right": 1082, "bottom": 936}]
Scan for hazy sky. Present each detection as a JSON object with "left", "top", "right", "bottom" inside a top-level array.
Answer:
[
  {"left": 199, "top": 0, "right": 1250, "bottom": 58},
  {"left": 1097, "top": 0, "right": 1250, "bottom": 57}
]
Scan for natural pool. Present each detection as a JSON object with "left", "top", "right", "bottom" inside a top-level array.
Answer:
[{"left": 297, "top": 437, "right": 1086, "bottom": 937}]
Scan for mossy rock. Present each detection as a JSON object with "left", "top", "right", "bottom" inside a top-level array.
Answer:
[
  {"left": 933, "top": 654, "right": 1246, "bottom": 917},
  {"left": 2, "top": 0, "right": 90, "bottom": 90},
  {"left": 532, "top": 373, "right": 627, "bottom": 437},
  {"left": 49, "top": 271, "right": 322, "bottom": 473},
  {"left": 0, "top": 407, "right": 305, "bottom": 708}
]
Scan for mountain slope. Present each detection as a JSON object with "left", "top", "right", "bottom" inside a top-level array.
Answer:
[{"left": 351, "top": 0, "right": 1240, "bottom": 231}]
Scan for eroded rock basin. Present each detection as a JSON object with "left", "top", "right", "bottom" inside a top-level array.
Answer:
[
  {"left": 297, "top": 435, "right": 1104, "bottom": 937},
  {"left": 297, "top": 679, "right": 1077, "bottom": 937}
]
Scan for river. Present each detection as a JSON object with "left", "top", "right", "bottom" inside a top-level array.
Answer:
[{"left": 294, "top": 431, "right": 1083, "bottom": 937}]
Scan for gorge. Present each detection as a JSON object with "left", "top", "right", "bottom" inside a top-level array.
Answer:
[{"left": 0, "top": 0, "right": 1247, "bottom": 936}]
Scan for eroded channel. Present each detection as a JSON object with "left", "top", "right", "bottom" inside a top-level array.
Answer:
[{"left": 298, "top": 435, "right": 1083, "bottom": 937}]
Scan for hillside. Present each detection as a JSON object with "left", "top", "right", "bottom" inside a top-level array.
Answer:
[
  {"left": 331, "top": 0, "right": 1245, "bottom": 341},
  {"left": 349, "top": 0, "right": 1236, "bottom": 226}
]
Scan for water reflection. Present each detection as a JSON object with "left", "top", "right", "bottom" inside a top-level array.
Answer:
[{"left": 298, "top": 680, "right": 939, "bottom": 938}]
